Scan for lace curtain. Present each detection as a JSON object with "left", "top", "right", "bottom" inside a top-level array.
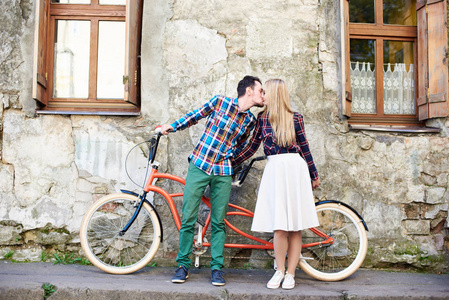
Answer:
[
  {"left": 350, "top": 62, "right": 376, "bottom": 113},
  {"left": 383, "top": 63, "right": 415, "bottom": 114},
  {"left": 350, "top": 62, "right": 415, "bottom": 114}
]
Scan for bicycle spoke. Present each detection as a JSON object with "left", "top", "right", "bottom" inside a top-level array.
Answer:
[
  {"left": 81, "top": 195, "right": 161, "bottom": 273},
  {"left": 299, "top": 203, "right": 367, "bottom": 281}
]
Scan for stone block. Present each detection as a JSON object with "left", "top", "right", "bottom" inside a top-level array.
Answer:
[
  {"left": 414, "top": 235, "right": 442, "bottom": 255},
  {"left": 0, "top": 247, "right": 12, "bottom": 259},
  {"left": 403, "top": 220, "right": 430, "bottom": 235},
  {"left": 436, "top": 173, "right": 449, "bottom": 187},
  {"left": 363, "top": 201, "right": 403, "bottom": 239},
  {"left": 8, "top": 197, "right": 73, "bottom": 231},
  {"left": 401, "top": 203, "right": 422, "bottom": 219},
  {"left": 419, "top": 172, "right": 438, "bottom": 186},
  {"left": 426, "top": 187, "right": 446, "bottom": 204},
  {"left": 36, "top": 231, "right": 70, "bottom": 245},
  {"left": 12, "top": 248, "right": 42, "bottom": 262},
  {"left": 426, "top": 204, "right": 448, "bottom": 220},
  {"left": 0, "top": 223, "right": 23, "bottom": 245},
  {"left": 356, "top": 136, "right": 374, "bottom": 150},
  {"left": 0, "top": 164, "right": 14, "bottom": 193},
  {"left": 434, "top": 234, "right": 445, "bottom": 251},
  {"left": 406, "top": 185, "right": 426, "bottom": 203}
]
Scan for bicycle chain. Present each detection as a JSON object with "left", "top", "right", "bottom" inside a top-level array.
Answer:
[{"left": 195, "top": 233, "right": 275, "bottom": 260}]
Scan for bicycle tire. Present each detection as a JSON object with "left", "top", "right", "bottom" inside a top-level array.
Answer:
[
  {"left": 80, "top": 193, "right": 162, "bottom": 274},
  {"left": 299, "top": 202, "right": 368, "bottom": 281}
]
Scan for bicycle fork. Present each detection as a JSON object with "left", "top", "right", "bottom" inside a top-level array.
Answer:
[{"left": 119, "top": 192, "right": 148, "bottom": 236}]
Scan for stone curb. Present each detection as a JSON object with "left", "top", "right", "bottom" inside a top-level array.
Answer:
[{"left": 0, "top": 261, "right": 448, "bottom": 299}]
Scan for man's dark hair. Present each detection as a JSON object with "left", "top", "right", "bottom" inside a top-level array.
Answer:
[{"left": 237, "top": 75, "right": 262, "bottom": 98}]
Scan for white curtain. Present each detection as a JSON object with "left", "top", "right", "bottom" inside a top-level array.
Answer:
[
  {"left": 350, "top": 62, "right": 415, "bottom": 115},
  {"left": 383, "top": 63, "right": 415, "bottom": 114},
  {"left": 350, "top": 61, "right": 376, "bottom": 114}
]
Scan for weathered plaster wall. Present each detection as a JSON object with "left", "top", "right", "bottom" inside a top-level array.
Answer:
[{"left": 0, "top": 0, "right": 448, "bottom": 271}]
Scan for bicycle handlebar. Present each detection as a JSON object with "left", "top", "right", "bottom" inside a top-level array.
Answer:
[
  {"left": 148, "top": 128, "right": 163, "bottom": 164},
  {"left": 233, "top": 156, "right": 266, "bottom": 187},
  {"left": 149, "top": 127, "right": 266, "bottom": 185}
]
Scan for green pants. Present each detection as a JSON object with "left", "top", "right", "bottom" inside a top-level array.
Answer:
[{"left": 176, "top": 162, "right": 232, "bottom": 270}]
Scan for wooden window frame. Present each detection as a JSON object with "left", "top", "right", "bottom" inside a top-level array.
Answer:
[
  {"left": 343, "top": 0, "right": 448, "bottom": 126},
  {"left": 33, "top": 0, "right": 143, "bottom": 114}
]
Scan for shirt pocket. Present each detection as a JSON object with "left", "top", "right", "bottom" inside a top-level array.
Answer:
[
  {"left": 229, "top": 119, "right": 243, "bottom": 134},
  {"left": 214, "top": 111, "right": 232, "bottom": 131}
]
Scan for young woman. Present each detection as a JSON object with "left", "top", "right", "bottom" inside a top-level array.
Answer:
[{"left": 233, "top": 79, "right": 320, "bottom": 290}]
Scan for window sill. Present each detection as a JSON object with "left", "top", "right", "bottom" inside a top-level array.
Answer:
[
  {"left": 348, "top": 124, "right": 441, "bottom": 133},
  {"left": 36, "top": 110, "right": 140, "bottom": 116}
]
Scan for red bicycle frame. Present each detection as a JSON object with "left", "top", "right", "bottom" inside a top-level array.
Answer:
[{"left": 143, "top": 166, "right": 334, "bottom": 250}]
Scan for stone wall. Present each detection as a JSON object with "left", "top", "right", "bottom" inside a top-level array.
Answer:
[{"left": 0, "top": 0, "right": 448, "bottom": 272}]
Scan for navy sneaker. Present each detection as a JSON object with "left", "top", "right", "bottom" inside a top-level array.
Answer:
[
  {"left": 172, "top": 265, "right": 189, "bottom": 283},
  {"left": 211, "top": 269, "right": 226, "bottom": 286}
]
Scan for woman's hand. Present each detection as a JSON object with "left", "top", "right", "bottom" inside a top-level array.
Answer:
[{"left": 312, "top": 178, "right": 321, "bottom": 190}]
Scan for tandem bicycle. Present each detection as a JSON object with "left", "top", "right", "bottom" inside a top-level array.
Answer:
[{"left": 80, "top": 129, "right": 368, "bottom": 281}]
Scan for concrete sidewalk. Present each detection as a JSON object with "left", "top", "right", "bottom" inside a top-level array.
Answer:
[{"left": 0, "top": 261, "right": 448, "bottom": 299}]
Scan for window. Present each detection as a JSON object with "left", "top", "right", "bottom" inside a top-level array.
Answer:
[
  {"left": 343, "top": 0, "right": 448, "bottom": 126},
  {"left": 32, "top": 0, "right": 143, "bottom": 114}
]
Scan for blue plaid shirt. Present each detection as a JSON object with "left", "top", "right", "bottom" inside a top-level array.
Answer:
[{"left": 171, "top": 95, "right": 256, "bottom": 175}]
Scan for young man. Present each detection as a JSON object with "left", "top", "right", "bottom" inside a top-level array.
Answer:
[{"left": 159, "top": 75, "right": 264, "bottom": 286}]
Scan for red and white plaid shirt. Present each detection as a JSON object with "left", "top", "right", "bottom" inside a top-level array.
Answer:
[{"left": 233, "top": 112, "right": 319, "bottom": 180}]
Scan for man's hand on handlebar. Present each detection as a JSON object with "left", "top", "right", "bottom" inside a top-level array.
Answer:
[{"left": 159, "top": 124, "right": 174, "bottom": 135}]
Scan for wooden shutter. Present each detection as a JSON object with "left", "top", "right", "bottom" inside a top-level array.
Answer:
[
  {"left": 124, "top": 0, "right": 143, "bottom": 106},
  {"left": 32, "top": 0, "right": 49, "bottom": 106},
  {"left": 343, "top": 0, "right": 352, "bottom": 117},
  {"left": 416, "top": 0, "right": 448, "bottom": 120}
]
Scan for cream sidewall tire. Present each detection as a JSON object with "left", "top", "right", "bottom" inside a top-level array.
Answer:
[
  {"left": 80, "top": 193, "right": 161, "bottom": 275},
  {"left": 299, "top": 203, "right": 368, "bottom": 281}
]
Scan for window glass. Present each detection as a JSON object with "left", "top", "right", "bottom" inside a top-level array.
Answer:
[
  {"left": 97, "top": 21, "right": 126, "bottom": 99},
  {"left": 99, "top": 0, "right": 126, "bottom": 4},
  {"left": 349, "top": 0, "right": 375, "bottom": 23},
  {"left": 383, "top": 0, "right": 417, "bottom": 25},
  {"left": 51, "top": 0, "right": 91, "bottom": 4},
  {"left": 350, "top": 39, "right": 376, "bottom": 114},
  {"left": 53, "top": 20, "right": 90, "bottom": 99},
  {"left": 383, "top": 41, "right": 415, "bottom": 114}
]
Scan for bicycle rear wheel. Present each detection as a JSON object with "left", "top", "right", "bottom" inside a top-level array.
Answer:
[
  {"left": 299, "top": 202, "right": 368, "bottom": 281},
  {"left": 80, "top": 193, "right": 161, "bottom": 274}
]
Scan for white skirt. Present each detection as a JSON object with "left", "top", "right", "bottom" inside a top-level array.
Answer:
[{"left": 251, "top": 153, "right": 319, "bottom": 232}]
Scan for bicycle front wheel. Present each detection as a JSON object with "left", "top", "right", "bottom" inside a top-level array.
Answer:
[
  {"left": 80, "top": 193, "right": 161, "bottom": 274},
  {"left": 299, "top": 202, "right": 368, "bottom": 281}
]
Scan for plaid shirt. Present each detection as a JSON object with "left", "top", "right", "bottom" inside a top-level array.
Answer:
[
  {"left": 171, "top": 95, "right": 256, "bottom": 175},
  {"left": 233, "top": 112, "right": 319, "bottom": 180}
]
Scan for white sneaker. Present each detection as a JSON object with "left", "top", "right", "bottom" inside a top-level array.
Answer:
[
  {"left": 282, "top": 272, "right": 295, "bottom": 289},
  {"left": 266, "top": 270, "right": 284, "bottom": 289}
]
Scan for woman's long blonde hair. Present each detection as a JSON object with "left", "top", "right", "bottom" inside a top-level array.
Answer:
[{"left": 264, "top": 79, "right": 296, "bottom": 147}]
